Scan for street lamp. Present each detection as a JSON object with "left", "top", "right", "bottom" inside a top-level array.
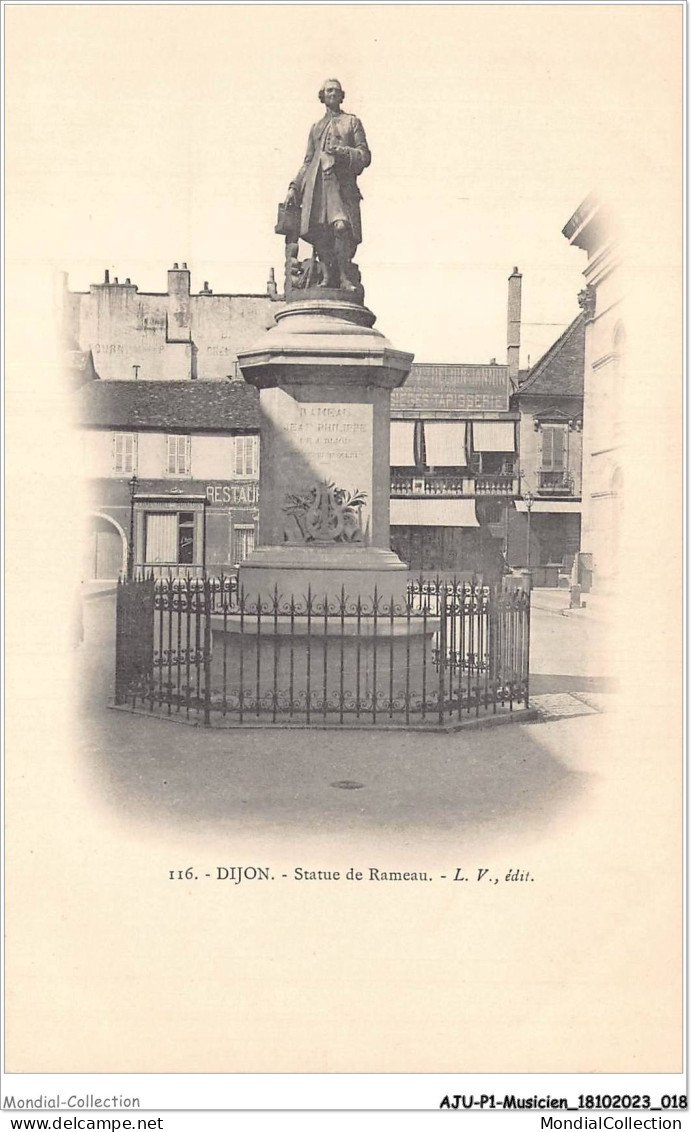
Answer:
[
  {"left": 127, "top": 473, "right": 138, "bottom": 580},
  {"left": 524, "top": 490, "right": 535, "bottom": 570}
]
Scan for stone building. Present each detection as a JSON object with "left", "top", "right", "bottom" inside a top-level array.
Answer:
[
  {"left": 562, "top": 194, "right": 625, "bottom": 591},
  {"left": 64, "top": 264, "right": 274, "bottom": 579},
  {"left": 387, "top": 270, "right": 522, "bottom": 578},
  {"left": 59, "top": 263, "right": 278, "bottom": 383},
  {"left": 77, "top": 381, "right": 261, "bottom": 579},
  {"left": 509, "top": 313, "right": 585, "bottom": 583}
]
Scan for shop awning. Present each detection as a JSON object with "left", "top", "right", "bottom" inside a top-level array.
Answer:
[
  {"left": 390, "top": 421, "right": 415, "bottom": 466},
  {"left": 514, "top": 500, "right": 581, "bottom": 513},
  {"left": 423, "top": 421, "right": 467, "bottom": 467},
  {"left": 390, "top": 498, "right": 479, "bottom": 527},
  {"left": 472, "top": 421, "right": 516, "bottom": 452}
]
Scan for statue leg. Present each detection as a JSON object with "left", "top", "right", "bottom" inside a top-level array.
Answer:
[
  {"left": 312, "top": 229, "right": 338, "bottom": 288},
  {"left": 333, "top": 221, "right": 357, "bottom": 292}
]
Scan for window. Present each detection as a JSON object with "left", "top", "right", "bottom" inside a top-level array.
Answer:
[
  {"left": 234, "top": 525, "right": 255, "bottom": 564},
  {"left": 540, "top": 425, "right": 568, "bottom": 471},
  {"left": 166, "top": 434, "right": 191, "bottom": 476},
  {"left": 470, "top": 452, "right": 514, "bottom": 476},
  {"left": 538, "top": 424, "right": 570, "bottom": 492},
  {"left": 113, "top": 433, "right": 136, "bottom": 474},
  {"left": 234, "top": 434, "right": 258, "bottom": 478},
  {"left": 145, "top": 511, "right": 196, "bottom": 565}
]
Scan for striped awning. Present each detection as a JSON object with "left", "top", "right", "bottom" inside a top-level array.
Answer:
[
  {"left": 423, "top": 421, "right": 467, "bottom": 467},
  {"left": 390, "top": 498, "right": 479, "bottom": 527},
  {"left": 390, "top": 420, "right": 415, "bottom": 466},
  {"left": 472, "top": 421, "right": 516, "bottom": 452}
]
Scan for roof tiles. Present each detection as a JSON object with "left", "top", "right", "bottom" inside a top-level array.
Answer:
[{"left": 75, "top": 380, "right": 260, "bottom": 431}]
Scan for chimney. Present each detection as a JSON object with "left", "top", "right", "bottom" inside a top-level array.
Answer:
[
  {"left": 267, "top": 267, "right": 278, "bottom": 297},
  {"left": 104, "top": 269, "right": 110, "bottom": 284},
  {"left": 507, "top": 266, "right": 522, "bottom": 385},
  {"left": 168, "top": 262, "right": 191, "bottom": 297}
]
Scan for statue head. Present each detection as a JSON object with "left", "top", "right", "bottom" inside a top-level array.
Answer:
[{"left": 319, "top": 78, "right": 345, "bottom": 108}]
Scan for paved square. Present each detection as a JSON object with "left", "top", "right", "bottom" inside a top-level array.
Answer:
[{"left": 530, "top": 692, "right": 600, "bottom": 720}]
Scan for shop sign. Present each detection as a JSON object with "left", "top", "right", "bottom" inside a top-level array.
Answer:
[
  {"left": 392, "top": 364, "right": 509, "bottom": 413},
  {"left": 205, "top": 482, "right": 259, "bottom": 506}
]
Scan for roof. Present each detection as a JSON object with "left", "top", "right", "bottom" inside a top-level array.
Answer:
[
  {"left": 75, "top": 380, "right": 260, "bottom": 431},
  {"left": 517, "top": 314, "right": 585, "bottom": 398}
]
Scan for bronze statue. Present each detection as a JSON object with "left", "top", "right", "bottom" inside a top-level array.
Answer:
[{"left": 282, "top": 78, "right": 370, "bottom": 294}]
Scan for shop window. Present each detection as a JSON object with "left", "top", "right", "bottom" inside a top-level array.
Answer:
[
  {"left": 113, "top": 433, "right": 137, "bottom": 475},
  {"left": 234, "top": 435, "right": 258, "bottom": 478},
  {"left": 178, "top": 512, "right": 195, "bottom": 564},
  {"left": 145, "top": 512, "right": 196, "bottom": 565},
  {"left": 166, "top": 434, "right": 191, "bottom": 476}
]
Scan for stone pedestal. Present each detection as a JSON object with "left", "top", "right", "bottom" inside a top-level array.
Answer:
[
  {"left": 222, "top": 289, "right": 425, "bottom": 723},
  {"left": 236, "top": 290, "right": 414, "bottom": 606},
  {"left": 209, "top": 612, "right": 440, "bottom": 717}
]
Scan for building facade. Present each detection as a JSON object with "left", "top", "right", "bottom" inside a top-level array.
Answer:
[
  {"left": 509, "top": 314, "right": 585, "bottom": 583},
  {"left": 59, "top": 263, "right": 278, "bottom": 383},
  {"left": 70, "top": 261, "right": 586, "bottom": 586},
  {"left": 387, "top": 269, "right": 522, "bottom": 578},
  {"left": 78, "top": 382, "right": 261, "bottom": 579},
  {"left": 63, "top": 265, "right": 274, "bottom": 580},
  {"left": 562, "top": 194, "right": 625, "bottom": 591}
]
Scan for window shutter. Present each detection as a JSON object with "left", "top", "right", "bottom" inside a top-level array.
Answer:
[
  {"left": 541, "top": 428, "right": 554, "bottom": 470},
  {"left": 166, "top": 435, "right": 189, "bottom": 475},
  {"left": 246, "top": 436, "right": 257, "bottom": 476},
  {"left": 234, "top": 435, "right": 256, "bottom": 477},
  {"left": 145, "top": 513, "right": 177, "bottom": 563},
  {"left": 113, "top": 433, "right": 135, "bottom": 474},
  {"left": 553, "top": 428, "right": 565, "bottom": 471}
]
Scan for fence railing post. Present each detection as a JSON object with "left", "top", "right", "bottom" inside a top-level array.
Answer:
[
  {"left": 114, "top": 577, "right": 124, "bottom": 705},
  {"left": 203, "top": 576, "right": 212, "bottom": 726},
  {"left": 524, "top": 589, "right": 531, "bottom": 708},
  {"left": 437, "top": 583, "right": 447, "bottom": 726}
]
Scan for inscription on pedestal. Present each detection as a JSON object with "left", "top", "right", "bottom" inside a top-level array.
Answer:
[{"left": 263, "top": 390, "right": 373, "bottom": 544}]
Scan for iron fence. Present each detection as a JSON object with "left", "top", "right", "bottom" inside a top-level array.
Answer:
[{"left": 114, "top": 574, "right": 530, "bottom": 728}]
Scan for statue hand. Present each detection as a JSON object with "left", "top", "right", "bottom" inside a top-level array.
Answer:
[{"left": 285, "top": 185, "right": 298, "bottom": 206}]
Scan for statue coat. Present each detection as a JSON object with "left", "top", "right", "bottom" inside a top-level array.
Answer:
[{"left": 291, "top": 110, "right": 371, "bottom": 247}]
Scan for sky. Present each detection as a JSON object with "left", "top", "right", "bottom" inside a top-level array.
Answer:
[{"left": 6, "top": 3, "right": 681, "bottom": 367}]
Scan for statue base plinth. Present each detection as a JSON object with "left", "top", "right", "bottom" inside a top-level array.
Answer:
[
  {"left": 209, "top": 608, "right": 440, "bottom": 716},
  {"left": 285, "top": 284, "right": 365, "bottom": 306},
  {"left": 238, "top": 544, "right": 408, "bottom": 606}
]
